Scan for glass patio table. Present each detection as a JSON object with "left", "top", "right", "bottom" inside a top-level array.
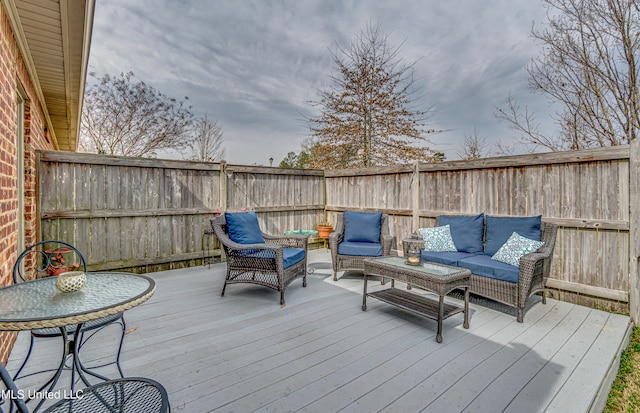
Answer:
[{"left": 0, "top": 272, "right": 155, "bottom": 410}]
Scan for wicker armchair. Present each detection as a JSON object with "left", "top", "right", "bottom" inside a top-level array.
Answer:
[
  {"left": 11, "top": 241, "right": 126, "bottom": 384},
  {"left": 210, "top": 212, "right": 308, "bottom": 307},
  {"left": 329, "top": 211, "right": 395, "bottom": 281},
  {"left": 0, "top": 361, "right": 170, "bottom": 413}
]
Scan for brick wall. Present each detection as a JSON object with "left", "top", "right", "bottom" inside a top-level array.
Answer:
[{"left": 0, "top": 7, "right": 56, "bottom": 363}]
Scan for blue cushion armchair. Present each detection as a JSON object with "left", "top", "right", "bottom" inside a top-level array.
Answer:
[
  {"left": 210, "top": 211, "right": 308, "bottom": 306},
  {"left": 329, "top": 210, "right": 395, "bottom": 281}
]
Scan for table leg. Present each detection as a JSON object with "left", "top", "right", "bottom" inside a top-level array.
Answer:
[
  {"left": 437, "top": 295, "right": 444, "bottom": 343},
  {"left": 463, "top": 286, "right": 470, "bottom": 329},
  {"left": 73, "top": 323, "right": 111, "bottom": 388},
  {"left": 362, "top": 272, "right": 368, "bottom": 311},
  {"left": 29, "top": 327, "right": 69, "bottom": 411}
]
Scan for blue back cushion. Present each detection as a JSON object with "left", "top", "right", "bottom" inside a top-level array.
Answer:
[
  {"left": 485, "top": 215, "right": 541, "bottom": 256},
  {"left": 343, "top": 211, "right": 382, "bottom": 243},
  {"left": 439, "top": 214, "right": 485, "bottom": 253},
  {"left": 225, "top": 211, "right": 265, "bottom": 245}
]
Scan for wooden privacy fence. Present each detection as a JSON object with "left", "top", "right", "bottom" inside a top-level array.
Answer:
[
  {"left": 37, "top": 141, "right": 640, "bottom": 322},
  {"left": 37, "top": 151, "right": 324, "bottom": 273},
  {"left": 325, "top": 143, "right": 638, "bottom": 318}
]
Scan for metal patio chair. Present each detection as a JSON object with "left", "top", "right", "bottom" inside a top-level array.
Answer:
[
  {"left": 11, "top": 241, "right": 126, "bottom": 385},
  {"left": 0, "top": 361, "right": 170, "bottom": 413}
]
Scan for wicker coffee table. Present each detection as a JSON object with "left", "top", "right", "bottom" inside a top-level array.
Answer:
[{"left": 363, "top": 256, "right": 471, "bottom": 343}]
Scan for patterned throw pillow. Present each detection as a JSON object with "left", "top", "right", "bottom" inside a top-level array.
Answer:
[
  {"left": 418, "top": 225, "right": 457, "bottom": 252},
  {"left": 492, "top": 232, "right": 545, "bottom": 267}
]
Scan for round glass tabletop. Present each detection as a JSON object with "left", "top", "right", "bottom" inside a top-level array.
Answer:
[{"left": 0, "top": 272, "right": 155, "bottom": 330}]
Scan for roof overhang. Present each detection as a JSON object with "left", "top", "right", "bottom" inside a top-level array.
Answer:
[{"left": 1, "top": 0, "right": 94, "bottom": 151}]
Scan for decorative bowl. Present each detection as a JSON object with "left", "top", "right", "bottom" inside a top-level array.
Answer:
[{"left": 55, "top": 271, "right": 86, "bottom": 293}]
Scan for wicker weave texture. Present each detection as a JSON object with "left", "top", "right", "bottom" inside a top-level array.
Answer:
[
  {"left": 329, "top": 213, "right": 396, "bottom": 281},
  {"left": 404, "top": 219, "right": 558, "bottom": 322},
  {"left": 364, "top": 257, "right": 471, "bottom": 296},
  {"left": 210, "top": 215, "right": 308, "bottom": 306}
]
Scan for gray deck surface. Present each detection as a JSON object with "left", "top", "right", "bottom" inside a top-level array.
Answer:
[{"left": 6, "top": 249, "right": 631, "bottom": 413}]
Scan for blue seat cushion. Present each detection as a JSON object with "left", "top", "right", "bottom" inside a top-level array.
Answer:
[
  {"left": 485, "top": 215, "right": 542, "bottom": 256},
  {"left": 457, "top": 254, "right": 520, "bottom": 283},
  {"left": 343, "top": 210, "right": 382, "bottom": 243},
  {"left": 225, "top": 211, "right": 265, "bottom": 245},
  {"left": 439, "top": 214, "right": 485, "bottom": 253},
  {"left": 282, "top": 248, "right": 305, "bottom": 268},
  {"left": 242, "top": 247, "right": 305, "bottom": 269},
  {"left": 338, "top": 241, "right": 383, "bottom": 257},
  {"left": 420, "top": 251, "right": 481, "bottom": 266}
]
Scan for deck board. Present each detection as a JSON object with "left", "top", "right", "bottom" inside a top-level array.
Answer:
[{"left": 5, "top": 250, "right": 631, "bottom": 413}]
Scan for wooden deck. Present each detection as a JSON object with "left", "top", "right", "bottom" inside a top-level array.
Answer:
[{"left": 7, "top": 249, "right": 631, "bottom": 412}]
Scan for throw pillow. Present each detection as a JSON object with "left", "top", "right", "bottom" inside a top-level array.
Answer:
[
  {"left": 343, "top": 210, "right": 382, "bottom": 243},
  {"left": 225, "top": 211, "right": 265, "bottom": 245},
  {"left": 491, "top": 232, "right": 545, "bottom": 267},
  {"left": 418, "top": 225, "right": 457, "bottom": 252}
]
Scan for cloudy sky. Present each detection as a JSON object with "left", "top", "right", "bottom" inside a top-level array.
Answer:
[{"left": 88, "top": 0, "right": 558, "bottom": 165}]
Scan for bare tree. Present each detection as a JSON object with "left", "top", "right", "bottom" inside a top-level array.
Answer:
[
  {"left": 496, "top": 0, "right": 639, "bottom": 149},
  {"left": 190, "top": 114, "right": 225, "bottom": 162},
  {"left": 80, "top": 72, "right": 194, "bottom": 157},
  {"left": 308, "top": 23, "right": 440, "bottom": 169},
  {"left": 495, "top": 94, "right": 567, "bottom": 151},
  {"left": 457, "top": 127, "right": 489, "bottom": 160}
]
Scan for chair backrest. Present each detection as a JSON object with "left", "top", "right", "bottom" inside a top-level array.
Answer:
[
  {"left": 13, "top": 240, "right": 87, "bottom": 283},
  {"left": 210, "top": 215, "right": 230, "bottom": 241},
  {"left": 1, "top": 361, "right": 170, "bottom": 413},
  {"left": 336, "top": 211, "right": 390, "bottom": 242}
]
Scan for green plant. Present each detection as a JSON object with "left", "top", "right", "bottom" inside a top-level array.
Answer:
[{"left": 605, "top": 326, "right": 640, "bottom": 412}]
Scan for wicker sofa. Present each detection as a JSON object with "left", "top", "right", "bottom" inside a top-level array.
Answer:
[
  {"left": 329, "top": 210, "right": 395, "bottom": 281},
  {"left": 404, "top": 214, "right": 558, "bottom": 322}
]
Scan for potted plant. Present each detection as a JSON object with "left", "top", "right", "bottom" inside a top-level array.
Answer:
[
  {"left": 44, "top": 248, "right": 80, "bottom": 277},
  {"left": 317, "top": 221, "right": 333, "bottom": 238}
]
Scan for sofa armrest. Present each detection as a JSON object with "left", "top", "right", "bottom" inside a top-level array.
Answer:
[
  {"left": 516, "top": 252, "right": 550, "bottom": 306},
  {"left": 519, "top": 252, "right": 548, "bottom": 276},
  {"left": 328, "top": 230, "right": 343, "bottom": 252},
  {"left": 381, "top": 234, "right": 395, "bottom": 256}
]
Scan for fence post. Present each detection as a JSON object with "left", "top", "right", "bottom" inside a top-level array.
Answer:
[
  {"left": 412, "top": 161, "right": 420, "bottom": 231},
  {"left": 219, "top": 161, "right": 228, "bottom": 211},
  {"left": 630, "top": 139, "right": 640, "bottom": 324}
]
